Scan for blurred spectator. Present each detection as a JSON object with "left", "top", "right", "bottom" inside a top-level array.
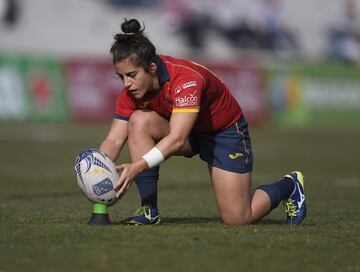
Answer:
[
  {"left": 107, "top": 0, "right": 158, "bottom": 8},
  {"left": 253, "top": 0, "right": 298, "bottom": 53},
  {"left": 204, "top": 0, "right": 298, "bottom": 54},
  {"left": 160, "top": 0, "right": 207, "bottom": 49},
  {"left": 327, "top": 0, "right": 360, "bottom": 63},
  {"left": 154, "top": 0, "right": 299, "bottom": 55},
  {"left": 206, "top": 0, "right": 261, "bottom": 49},
  {"left": 0, "top": 0, "right": 19, "bottom": 27}
]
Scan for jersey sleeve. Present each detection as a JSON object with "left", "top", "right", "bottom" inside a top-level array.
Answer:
[
  {"left": 114, "top": 89, "right": 136, "bottom": 120},
  {"left": 171, "top": 77, "right": 204, "bottom": 113}
]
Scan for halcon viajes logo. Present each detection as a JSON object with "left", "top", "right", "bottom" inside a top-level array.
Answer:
[{"left": 175, "top": 91, "right": 198, "bottom": 107}]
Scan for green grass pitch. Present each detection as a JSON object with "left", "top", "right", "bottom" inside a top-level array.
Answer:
[{"left": 0, "top": 122, "right": 359, "bottom": 272}]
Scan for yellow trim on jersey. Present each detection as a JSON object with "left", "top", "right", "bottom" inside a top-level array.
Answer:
[{"left": 172, "top": 108, "right": 200, "bottom": 113}]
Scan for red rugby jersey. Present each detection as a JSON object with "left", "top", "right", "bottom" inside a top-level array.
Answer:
[{"left": 114, "top": 55, "right": 242, "bottom": 133}]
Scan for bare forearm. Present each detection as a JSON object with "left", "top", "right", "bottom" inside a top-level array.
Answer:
[
  {"left": 100, "top": 137, "right": 126, "bottom": 161},
  {"left": 155, "top": 134, "right": 186, "bottom": 159},
  {"left": 153, "top": 112, "right": 196, "bottom": 159}
]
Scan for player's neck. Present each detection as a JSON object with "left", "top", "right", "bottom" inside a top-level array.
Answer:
[{"left": 152, "top": 74, "right": 160, "bottom": 92}]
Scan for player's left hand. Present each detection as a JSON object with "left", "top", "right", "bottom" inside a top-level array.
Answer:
[
  {"left": 115, "top": 160, "right": 147, "bottom": 199},
  {"left": 114, "top": 163, "right": 135, "bottom": 199},
  {"left": 115, "top": 159, "right": 148, "bottom": 198}
]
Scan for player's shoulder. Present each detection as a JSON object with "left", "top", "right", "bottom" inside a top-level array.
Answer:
[
  {"left": 160, "top": 55, "right": 205, "bottom": 82},
  {"left": 160, "top": 55, "right": 196, "bottom": 71},
  {"left": 160, "top": 55, "right": 187, "bottom": 64}
]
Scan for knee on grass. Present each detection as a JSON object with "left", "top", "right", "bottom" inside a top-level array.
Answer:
[{"left": 221, "top": 213, "right": 254, "bottom": 225}]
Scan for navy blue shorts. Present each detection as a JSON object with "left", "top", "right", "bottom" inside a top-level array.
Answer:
[{"left": 188, "top": 115, "right": 253, "bottom": 173}]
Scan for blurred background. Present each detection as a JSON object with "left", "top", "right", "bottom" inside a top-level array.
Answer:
[{"left": 1, "top": 0, "right": 360, "bottom": 127}]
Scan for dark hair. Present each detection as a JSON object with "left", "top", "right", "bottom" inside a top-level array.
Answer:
[{"left": 110, "top": 18, "right": 157, "bottom": 71}]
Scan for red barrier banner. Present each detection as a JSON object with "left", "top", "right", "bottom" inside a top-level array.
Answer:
[
  {"left": 205, "top": 60, "right": 268, "bottom": 125},
  {"left": 66, "top": 58, "right": 268, "bottom": 125},
  {"left": 66, "top": 59, "right": 121, "bottom": 122}
]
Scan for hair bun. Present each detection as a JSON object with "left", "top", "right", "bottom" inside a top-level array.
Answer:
[{"left": 121, "top": 18, "right": 143, "bottom": 35}]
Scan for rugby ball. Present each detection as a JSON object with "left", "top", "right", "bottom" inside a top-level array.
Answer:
[{"left": 74, "top": 148, "right": 119, "bottom": 206}]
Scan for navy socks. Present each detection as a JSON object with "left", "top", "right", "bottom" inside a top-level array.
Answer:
[
  {"left": 134, "top": 166, "right": 159, "bottom": 209},
  {"left": 135, "top": 168, "right": 294, "bottom": 211},
  {"left": 257, "top": 177, "right": 295, "bottom": 209}
]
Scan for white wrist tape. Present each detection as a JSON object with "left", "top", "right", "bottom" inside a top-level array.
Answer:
[{"left": 142, "top": 147, "right": 165, "bottom": 168}]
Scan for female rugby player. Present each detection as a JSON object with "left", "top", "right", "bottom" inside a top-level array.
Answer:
[{"left": 100, "top": 18, "right": 306, "bottom": 225}]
